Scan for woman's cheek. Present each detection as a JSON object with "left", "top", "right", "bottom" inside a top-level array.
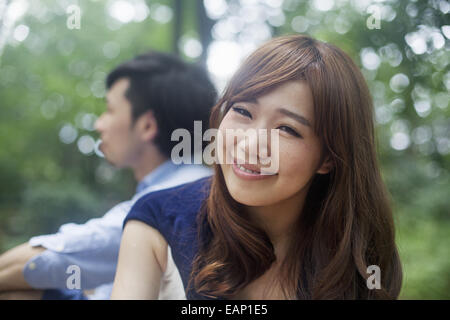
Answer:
[{"left": 278, "top": 144, "right": 311, "bottom": 180}]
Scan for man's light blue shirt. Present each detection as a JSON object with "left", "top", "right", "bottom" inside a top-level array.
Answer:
[{"left": 23, "top": 160, "right": 212, "bottom": 299}]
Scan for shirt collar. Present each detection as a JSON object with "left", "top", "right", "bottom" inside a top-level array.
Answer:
[{"left": 136, "top": 160, "right": 178, "bottom": 193}]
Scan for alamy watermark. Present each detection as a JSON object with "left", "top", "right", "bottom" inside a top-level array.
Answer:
[
  {"left": 65, "top": 264, "right": 381, "bottom": 291},
  {"left": 170, "top": 121, "right": 280, "bottom": 175},
  {"left": 367, "top": 265, "right": 381, "bottom": 289},
  {"left": 66, "top": 264, "right": 81, "bottom": 290},
  {"left": 366, "top": 5, "right": 381, "bottom": 30},
  {"left": 66, "top": 5, "right": 81, "bottom": 30}
]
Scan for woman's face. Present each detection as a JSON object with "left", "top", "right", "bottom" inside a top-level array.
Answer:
[{"left": 218, "top": 80, "right": 331, "bottom": 207}]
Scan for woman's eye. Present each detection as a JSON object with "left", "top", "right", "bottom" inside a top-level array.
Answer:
[
  {"left": 278, "top": 126, "right": 302, "bottom": 138},
  {"left": 231, "top": 106, "right": 252, "bottom": 119}
]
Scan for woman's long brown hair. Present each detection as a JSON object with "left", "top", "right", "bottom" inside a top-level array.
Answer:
[{"left": 189, "top": 35, "right": 402, "bottom": 299}]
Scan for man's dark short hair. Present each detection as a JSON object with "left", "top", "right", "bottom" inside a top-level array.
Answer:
[{"left": 106, "top": 51, "right": 217, "bottom": 158}]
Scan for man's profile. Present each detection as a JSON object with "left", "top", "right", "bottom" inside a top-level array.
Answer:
[{"left": 0, "top": 51, "right": 217, "bottom": 300}]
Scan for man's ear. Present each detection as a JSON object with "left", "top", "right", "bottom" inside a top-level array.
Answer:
[
  {"left": 316, "top": 156, "right": 333, "bottom": 175},
  {"left": 136, "top": 110, "right": 158, "bottom": 143}
]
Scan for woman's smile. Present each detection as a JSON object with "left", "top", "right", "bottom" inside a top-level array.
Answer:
[{"left": 232, "top": 158, "right": 278, "bottom": 181}]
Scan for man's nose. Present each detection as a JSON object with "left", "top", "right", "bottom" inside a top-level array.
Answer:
[{"left": 94, "top": 114, "right": 104, "bottom": 132}]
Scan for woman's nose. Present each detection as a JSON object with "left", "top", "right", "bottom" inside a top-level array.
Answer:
[{"left": 236, "top": 129, "right": 272, "bottom": 164}]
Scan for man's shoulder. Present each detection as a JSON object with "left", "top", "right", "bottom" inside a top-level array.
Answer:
[
  {"left": 132, "top": 175, "right": 212, "bottom": 212},
  {"left": 175, "top": 163, "right": 213, "bottom": 176},
  {"left": 134, "top": 164, "right": 212, "bottom": 199},
  {"left": 159, "top": 164, "right": 213, "bottom": 190}
]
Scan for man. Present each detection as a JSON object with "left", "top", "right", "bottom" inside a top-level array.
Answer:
[{"left": 0, "top": 51, "right": 217, "bottom": 299}]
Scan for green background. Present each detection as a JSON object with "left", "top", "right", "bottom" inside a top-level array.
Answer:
[{"left": 0, "top": 0, "right": 448, "bottom": 299}]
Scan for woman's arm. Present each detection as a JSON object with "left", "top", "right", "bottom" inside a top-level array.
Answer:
[{"left": 111, "top": 220, "right": 168, "bottom": 299}]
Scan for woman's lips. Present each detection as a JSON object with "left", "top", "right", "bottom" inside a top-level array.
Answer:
[
  {"left": 232, "top": 159, "right": 277, "bottom": 180},
  {"left": 235, "top": 159, "right": 262, "bottom": 173}
]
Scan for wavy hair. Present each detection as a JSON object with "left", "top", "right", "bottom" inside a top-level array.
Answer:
[{"left": 189, "top": 35, "right": 402, "bottom": 299}]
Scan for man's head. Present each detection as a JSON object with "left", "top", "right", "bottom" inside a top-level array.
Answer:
[{"left": 95, "top": 51, "right": 217, "bottom": 169}]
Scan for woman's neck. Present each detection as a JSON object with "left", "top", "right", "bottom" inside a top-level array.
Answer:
[
  {"left": 235, "top": 192, "right": 307, "bottom": 300},
  {"left": 245, "top": 189, "right": 308, "bottom": 257}
]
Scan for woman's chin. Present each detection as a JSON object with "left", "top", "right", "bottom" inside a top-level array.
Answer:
[{"left": 228, "top": 190, "right": 277, "bottom": 207}]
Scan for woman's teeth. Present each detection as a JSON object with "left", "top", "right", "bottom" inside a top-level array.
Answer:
[{"left": 237, "top": 164, "right": 260, "bottom": 174}]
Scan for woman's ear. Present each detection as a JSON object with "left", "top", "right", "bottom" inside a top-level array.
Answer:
[
  {"left": 136, "top": 110, "right": 158, "bottom": 142},
  {"left": 316, "top": 156, "right": 333, "bottom": 175}
]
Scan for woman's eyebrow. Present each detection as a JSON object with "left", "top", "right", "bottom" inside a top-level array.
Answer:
[
  {"left": 236, "top": 99, "right": 258, "bottom": 105},
  {"left": 276, "top": 108, "right": 311, "bottom": 127}
]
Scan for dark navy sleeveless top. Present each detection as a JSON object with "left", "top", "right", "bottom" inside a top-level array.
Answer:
[{"left": 123, "top": 176, "right": 216, "bottom": 300}]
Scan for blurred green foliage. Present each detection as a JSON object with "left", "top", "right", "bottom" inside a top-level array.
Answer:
[
  {"left": 0, "top": 0, "right": 179, "bottom": 247},
  {"left": 0, "top": 0, "right": 448, "bottom": 299}
]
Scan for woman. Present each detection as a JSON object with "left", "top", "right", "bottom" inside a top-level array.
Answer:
[{"left": 111, "top": 35, "right": 403, "bottom": 300}]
